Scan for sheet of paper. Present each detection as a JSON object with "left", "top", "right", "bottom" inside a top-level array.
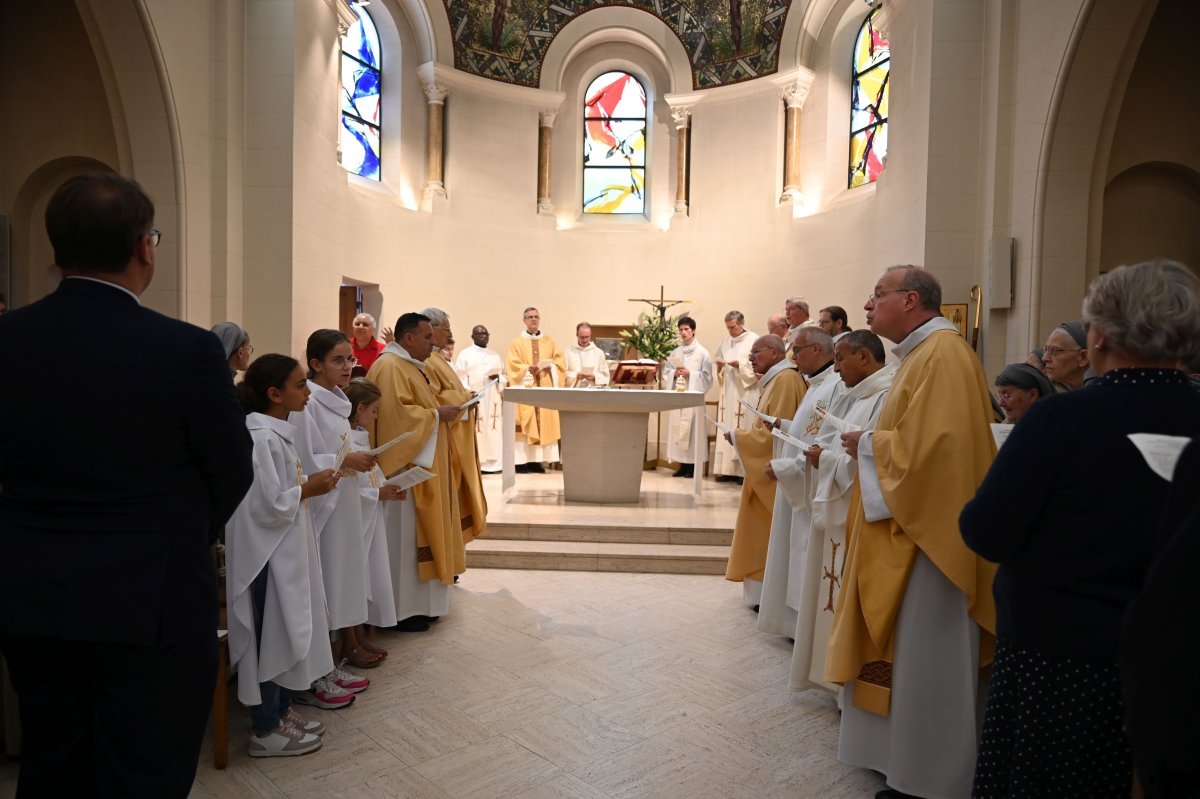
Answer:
[
  {"left": 332, "top": 433, "right": 353, "bottom": 471},
  {"left": 990, "top": 423, "right": 1013, "bottom": 450},
  {"left": 813, "top": 407, "right": 862, "bottom": 434},
  {"left": 706, "top": 414, "right": 734, "bottom": 435},
  {"left": 739, "top": 400, "right": 778, "bottom": 427},
  {"left": 366, "top": 431, "right": 412, "bottom": 457},
  {"left": 382, "top": 465, "right": 437, "bottom": 491},
  {"left": 460, "top": 378, "right": 497, "bottom": 410},
  {"left": 667, "top": 354, "right": 685, "bottom": 368},
  {"left": 581, "top": 365, "right": 595, "bottom": 376},
  {"left": 412, "top": 423, "right": 437, "bottom": 469},
  {"left": 771, "top": 427, "right": 813, "bottom": 451},
  {"left": 1128, "top": 433, "right": 1192, "bottom": 482},
  {"left": 537, "top": 359, "right": 553, "bottom": 370}
]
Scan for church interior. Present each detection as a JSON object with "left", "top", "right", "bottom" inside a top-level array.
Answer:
[{"left": 1, "top": 0, "right": 1197, "bottom": 796}]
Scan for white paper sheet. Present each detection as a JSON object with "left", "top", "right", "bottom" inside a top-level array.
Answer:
[
  {"left": 739, "top": 400, "right": 778, "bottom": 427},
  {"left": 706, "top": 414, "right": 734, "bottom": 435},
  {"left": 990, "top": 423, "right": 1013, "bottom": 450},
  {"left": 1128, "top": 433, "right": 1192, "bottom": 482},
  {"left": 460, "top": 377, "right": 497, "bottom": 410},
  {"left": 813, "top": 407, "right": 862, "bottom": 434},
  {"left": 332, "top": 433, "right": 353, "bottom": 471},
  {"left": 536, "top": 359, "right": 554, "bottom": 370},
  {"left": 667, "top": 354, "right": 685, "bottom": 368},
  {"left": 366, "top": 432, "right": 412, "bottom": 456},
  {"left": 382, "top": 465, "right": 437, "bottom": 491},
  {"left": 412, "top": 421, "right": 438, "bottom": 469},
  {"left": 771, "top": 427, "right": 813, "bottom": 450}
]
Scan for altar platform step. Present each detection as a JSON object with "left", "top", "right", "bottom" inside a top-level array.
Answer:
[
  {"left": 465, "top": 538, "right": 729, "bottom": 575},
  {"left": 472, "top": 469, "right": 738, "bottom": 574}
]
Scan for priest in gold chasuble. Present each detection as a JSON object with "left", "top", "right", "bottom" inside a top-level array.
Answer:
[
  {"left": 826, "top": 266, "right": 997, "bottom": 799},
  {"left": 505, "top": 307, "right": 566, "bottom": 470},
  {"left": 367, "top": 313, "right": 465, "bottom": 606},
  {"left": 422, "top": 308, "right": 488, "bottom": 544},
  {"left": 725, "top": 335, "right": 806, "bottom": 596}
]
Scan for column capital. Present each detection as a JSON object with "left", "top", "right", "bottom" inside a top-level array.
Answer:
[
  {"left": 539, "top": 108, "right": 558, "bottom": 128},
  {"left": 669, "top": 106, "right": 692, "bottom": 130},
  {"left": 422, "top": 83, "right": 449, "bottom": 105},
  {"left": 664, "top": 92, "right": 704, "bottom": 130},
  {"left": 779, "top": 68, "right": 816, "bottom": 110},
  {"left": 874, "top": 0, "right": 909, "bottom": 41}
]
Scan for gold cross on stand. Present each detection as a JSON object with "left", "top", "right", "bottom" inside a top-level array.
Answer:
[{"left": 627, "top": 285, "right": 692, "bottom": 324}]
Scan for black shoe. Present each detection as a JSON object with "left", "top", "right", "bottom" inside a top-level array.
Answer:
[
  {"left": 420, "top": 616, "right": 440, "bottom": 624},
  {"left": 876, "top": 790, "right": 922, "bottom": 799},
  {"left": 714, "top": 474, "right": 731, "bottom": 482},
  {"left": 672, "top": 465, "right": 694, "bottom": 478},
  {"left": 514, "top": 464, "right": 529, "bottom": 473},
  {"left": 733, "top": 476, "right": 744, "bottom": 485},
  {"left": 453, "top": 575, "right": 459, "bottom": 584},
  {"left": 751, "top": 605, "right": 760, "bottom": 613},
  {"left": 527, "top": 462, "right": 546, "bottom": 473},
  {"left": 392, "top": 616, "right": 430, "bottom": 632}
]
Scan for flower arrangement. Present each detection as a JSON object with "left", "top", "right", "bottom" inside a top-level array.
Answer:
[{"left": 619, "top": 312, "right": 679, "bottom": 364}]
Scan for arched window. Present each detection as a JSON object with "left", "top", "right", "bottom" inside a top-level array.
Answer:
[
  {"left": 849, "top": 8, "right": 890, "bottom": 188},
  {"left": 583, "top": 71, "right": 647, "bottom": 214},
  {"left": 340, "top": 6, "right": 381, "bottom": 180}
]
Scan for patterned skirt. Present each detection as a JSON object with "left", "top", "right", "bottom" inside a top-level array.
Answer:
[{"left": 972, "top": 640, "right": 1132, "bottom": 798}]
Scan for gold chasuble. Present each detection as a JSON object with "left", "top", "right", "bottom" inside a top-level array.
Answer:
[
  {"left": 825, "top": 326, "right": 997, "bottom": 716},
  {"left": 424, "top": 352, "right": 488, "bottom": 542},
  {"left": 505, "top": 334, "right": 566, "bottom": 445},
  {"left": 367, "top": 351, "right": 465, "bottom": 584},
  {"left": 725, "top": 366, "right": 807, "bottom": 583}
]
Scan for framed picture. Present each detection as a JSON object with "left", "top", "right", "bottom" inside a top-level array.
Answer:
[
  {"left": 940, "top": 303, "right": 969, "bottom": 338},
  {"left": 587, "top": 324, "right": 636, "bottom": 360}
]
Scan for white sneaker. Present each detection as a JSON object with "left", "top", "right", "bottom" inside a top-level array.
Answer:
[
  {"left": 331, "top": 660, "right": 370, "bottom": 694},
  {"left": 292, "top": 676, "right": 356, "bottom": 709},
  {"left": 283, "top": 706, "right": 325, "bottom": 736},
  {"left": 248, "top": 721, "right": 322, "bottom": 757}
]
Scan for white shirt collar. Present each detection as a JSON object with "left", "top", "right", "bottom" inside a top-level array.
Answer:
[
  {"left": 246, "top": 412, "right": 297, "bottom": 441},
  {"left": 757, "top": 358, "right": 794, "bottom": 388},
  {"left": 382, "top": 341, "right": 426, "bottom": 372},
  {"left": 893, "top": 317, "right": 959, "bottom": 361},
  {"left": 63, "top": 275, "right": 141, "bottom": 305}
]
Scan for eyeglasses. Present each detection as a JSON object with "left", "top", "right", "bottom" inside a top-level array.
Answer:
[
  {"left": 240, "top": 344, "right": 255, "bottom": 354},
  {"left": 866, "top": 288, "right": 908, "bottom": 303},
  {"left": 148, "top": 229, "right": 162, "bottom": 248},
  {"left": 1042, "top": 346, "right": 1081, "bottom": 358},
  {"left": 995, "top": 389, "right": 1030, "bottom": 402},
  {"left": 331, "top": 356, "right": 359, "bottom": 367}
]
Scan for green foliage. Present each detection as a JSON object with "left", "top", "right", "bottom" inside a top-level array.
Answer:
[{"left": 620, "top": 312, "right": 679, "bottom": 363}]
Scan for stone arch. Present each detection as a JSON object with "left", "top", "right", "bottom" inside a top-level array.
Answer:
[{"left": 1101, "top": 162, "right": 1200, "bottom": 276}]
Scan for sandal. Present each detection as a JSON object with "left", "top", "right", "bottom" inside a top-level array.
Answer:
[
  {"left": 359, "top": 640, "right": 388, "bottom": 658},
  {"left": 344, "top": 646, "right": 384, "bottom": 669}
]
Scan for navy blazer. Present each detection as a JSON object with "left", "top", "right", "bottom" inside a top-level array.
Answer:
[
  {"left": 960, "top": 368, "right": 1200, "bottom": 662},
  {"left": 0, "top": 278, "right": 253, "bottom": 646}
]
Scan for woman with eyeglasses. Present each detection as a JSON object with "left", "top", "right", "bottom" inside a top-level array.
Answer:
[
  {"left": 212, "top": 321, "right": 254, "bottom": 377},
  {"left": 993, "top": 362, "right": 1055, "bottom": 424},
  {"left": 1041, "top": 320, "right": 1090, "bottom": 391},
  {"left": 960, "top": 259, "right": 1200, "bottom": 798}
]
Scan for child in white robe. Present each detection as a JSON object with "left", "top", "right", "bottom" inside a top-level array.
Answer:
[
  {"left": 289, "top": 330, "right": 378, "bottom": 706},
  {"left": 344, "top": 379, "right": 405, "bottom": 638},
  {"left": 226, "top": 354, "right": 339, "bottom": 757}
]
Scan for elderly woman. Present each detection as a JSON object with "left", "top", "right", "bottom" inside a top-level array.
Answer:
[
  {"left": 960, "top": 259, "right": 1200, "bottom": 798},
  {"left": 350, "top": 312, "right": 386, "bottom": 373},
  {"left": 1042, "top": 320, "right": 1089, "bottom": 390},
  {"left": 211, "top": 321, "right": 252, "bottom": 377},
  {"left": 994, "top": 362, "right": 1055, "bottom": 424},
  {"left": 1025, "top": 347, "right": 1046, "bottom": 373}
]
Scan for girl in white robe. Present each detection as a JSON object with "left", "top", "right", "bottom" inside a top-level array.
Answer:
[
  {"left": 290, "top": 329, "right": 381, "bottom": 672},
  {"left": 226, "top": 354, "right": 339, "bottom": 756},
  {"left": 344, "top": 379, "right": 405, "bottom": 638}
]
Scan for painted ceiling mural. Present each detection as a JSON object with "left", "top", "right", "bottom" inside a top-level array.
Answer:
[{"left": 443, "top": 0, "right": 792, "bottom": 90}]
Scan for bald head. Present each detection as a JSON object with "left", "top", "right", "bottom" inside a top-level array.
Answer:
[
  {"left": 766, "top": 313, "right": 788, "bottom": 338},
  {"left": 748, "top": 334, "right": 786, "bottom": 375}
]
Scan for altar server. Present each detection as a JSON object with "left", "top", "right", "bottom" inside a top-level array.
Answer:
[{"left": 662, "top": 316, "right": 714, "bottom": 478}]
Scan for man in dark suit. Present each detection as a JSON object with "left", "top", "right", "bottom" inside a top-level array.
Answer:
[{"left": 0, "top": 173, "right": 254, "bottom": 797}]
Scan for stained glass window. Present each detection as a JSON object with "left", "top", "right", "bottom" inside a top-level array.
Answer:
[
  {"left": 340, "top": 6, "right": 381, "bottom": 180},
  {"left": 583, "top": 72, "right": 647, "bottom": 214},
  {"left": 849, "top": 8, "right": 889, "bottom": 188}
]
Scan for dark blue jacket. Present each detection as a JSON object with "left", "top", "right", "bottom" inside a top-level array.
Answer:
[
  {"left": 0, "top": 278, "right": 253, "bottom": 646},
  {"left": 960, "top": 368, "right": 1200, "bottom": 661}
]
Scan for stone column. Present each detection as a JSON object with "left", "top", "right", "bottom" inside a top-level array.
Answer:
[
  {"left": 779, "top": 71, "right": 814, "bottom": 204},
  {"left": 537, "top": 109, "right": 556, "bottom": 215},
  {"left": 422, "top": 82, "right": 449, "bottom": 205},
  {"left": 671, "top": 106, "right": 691, "bottom": 214}
]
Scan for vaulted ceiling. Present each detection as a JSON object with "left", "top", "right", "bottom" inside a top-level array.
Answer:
[{"left": 441, "top": 0, "right": 793, "bottom": 90}]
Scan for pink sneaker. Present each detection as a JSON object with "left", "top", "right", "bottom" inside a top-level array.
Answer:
[
  {"left": 331, "top": 660, "right": 370, "bottom": 694},
  {"left": 293, "top": 676, "right": 356, "bottom": 709}
]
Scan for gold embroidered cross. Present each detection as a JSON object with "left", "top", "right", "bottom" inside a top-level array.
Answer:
[{"left": 822, "top": 539, "right": 842, "bottom": 612}]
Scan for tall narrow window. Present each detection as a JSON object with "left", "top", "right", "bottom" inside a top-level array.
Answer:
[
  {"left": 849, "top": 8, "right": 889, "bottom": 188},
  {"left": 583, "top": 71, "right": 646, "bottom": 214},
  {"left": 340, "top": 6, "right": 381, "bottom": 180}
]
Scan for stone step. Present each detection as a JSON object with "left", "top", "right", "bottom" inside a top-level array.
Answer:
[
  {"left": 483, "top": 521, "right": 732, "bottom": 547},
  {"left": 466, "top": 538, "right": 730, "bottom": 575}
]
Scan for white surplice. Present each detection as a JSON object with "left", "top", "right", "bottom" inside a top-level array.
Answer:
[
  {"left": 226, "top": 414, "right": 334, "bottom": 706},
  {"left": 289, "top": 382, "right": 369, "bottom": 631},
  {"left": 662, "top": 342, "right": 714, "bottom": 465},
  {"left": 454, "top": 344, "right": 506, "bottom": 472},
  {"left": 565, "top": 342, "right": 611, "bottom": 387},
  {"left": 788, "top": 364, "right": 893, "bottom": 692},
  {"left": 712, "top": 328, "right": 759, "bottom": 477},
  {"left": 350, "top": 428, "right": 398, "bottom": 628},
  {"left": 755, "top": 364, "right": 843, "bottom": 631}
]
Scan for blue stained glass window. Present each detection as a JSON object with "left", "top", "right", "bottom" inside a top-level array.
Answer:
[
  {"left": 849, "top": 8, "right": 890, "bottom": 188},
  {"left": 583, "top": 71, "right": 647, "bottom": 214},
  {"left": 340, "top": 6, "right": 381, "bottom": 180}
]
